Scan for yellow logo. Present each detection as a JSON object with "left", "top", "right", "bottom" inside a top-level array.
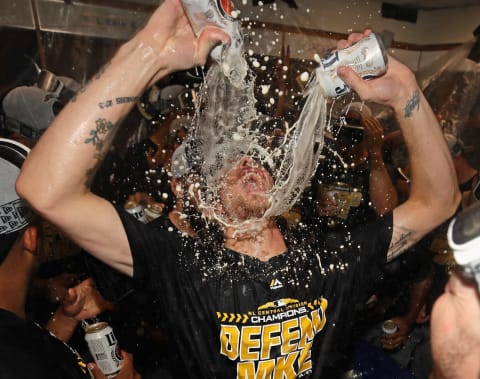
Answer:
[{"left": 258, "top": 298, "right": 299, "bottom": 310}]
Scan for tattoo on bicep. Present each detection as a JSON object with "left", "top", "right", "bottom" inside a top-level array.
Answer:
[
  {"left": 403, "top": 89, "right": 420, "bottom": 118},
  {"left": 387, "top": 226, "right": 414, "bottom": 261}
]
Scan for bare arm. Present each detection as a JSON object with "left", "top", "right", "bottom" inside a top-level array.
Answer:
[
  {"left": 363, "top": 116, "right": 399, "bottom": 215},
  {"left": 16, "top": 0, "right": 228, "bottom": 275},
  {"left": 338, "top": 31, "right": 460, "bottom": 262}
]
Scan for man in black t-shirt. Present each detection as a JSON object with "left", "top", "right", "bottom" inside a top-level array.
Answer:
[
  {"left": 17, "top": 1, "right": 460, "bottom": 377},
  {"left": 0, "top": 139, "right": 92, "bottom": 379},
  {"left": 0, "top": 139, "right": 140, "bottom": 379}
]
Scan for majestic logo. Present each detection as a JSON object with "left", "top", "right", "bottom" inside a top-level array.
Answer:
[{"left": 269, "top": 278, "right": 283, "bottom": 290}]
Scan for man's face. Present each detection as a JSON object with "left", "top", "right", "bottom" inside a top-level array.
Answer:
[
  {"left": 216, "top": 156, "right": 274, "bottom": 222},
  {"left": 430, "top": 272, "right": 480, "bottom": 378}
]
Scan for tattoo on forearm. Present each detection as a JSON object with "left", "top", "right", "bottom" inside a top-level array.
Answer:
[
  {"left": 403, "top": 90, "right": 420, "bottom": 118},
  {"left": 387, "top": 226, "right": 414, "bottom": 261},
  {"left": 98, "top": 96, "right": 140, "bottom": 109},
  {"left": 84, "top": 118, "right": 113, "bottom": 154},
  {"left": 83, "top": 118, "right": 112, "bottom": 187}
]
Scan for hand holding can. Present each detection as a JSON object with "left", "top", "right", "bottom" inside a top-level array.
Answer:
[
  {"left": 84, "top": 321, "right": 123, "bottom": 378},
  {"left": 314, "top": 33, "right": 388, "bottom": 97}
]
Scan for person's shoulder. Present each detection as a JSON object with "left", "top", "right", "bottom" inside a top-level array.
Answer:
[{"left": 0, "top": 324, "right": 52, "bottom": 378}]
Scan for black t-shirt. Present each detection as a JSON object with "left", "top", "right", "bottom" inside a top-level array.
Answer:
[
  {"left": 0, "top": 308, "right": 92, "bottom": 379},
  {"left": 116, "top": 206, "right": 392, "bottom": 378}
]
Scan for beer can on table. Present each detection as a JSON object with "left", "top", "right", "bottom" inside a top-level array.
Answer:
[
  {"left": 314, "top": 33, "right": 388, "bottom": 97},
  {"left": 124, "top": 200, "right": 147, "bottom": 223},
  {"left": 84, "top": 322, "right": 123, "bottom": 378}
]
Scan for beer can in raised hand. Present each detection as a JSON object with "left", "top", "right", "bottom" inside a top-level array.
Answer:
[
  {"left": 314, "top": 33, "right": 388, "bottom": 97},
  {"left": 179, "top": 0, "right": 243, "bottom": 61},
  {"left": 179, "top": 0, "right": 247, "bottom": 86},
  {"left": 84, "top": 321, "right": 123, "bottom": 378}
]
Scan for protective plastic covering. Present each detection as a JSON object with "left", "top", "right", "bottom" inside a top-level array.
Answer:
[{"left": 418, "top": 41, "right": 480, "bottom": 140}]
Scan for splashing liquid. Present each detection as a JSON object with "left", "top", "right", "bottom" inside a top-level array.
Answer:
[
  {"left": 180, "top": 2, "right": 331, "bottom": 234},
  {"left": 185, "top": 64, "right": 327, "bottom": 234}
]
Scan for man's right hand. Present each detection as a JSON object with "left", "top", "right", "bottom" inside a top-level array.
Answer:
[
  {"left": 336, "top": 31, "right": 417, "bottom": 110},
  {"left": 139, "top": 0, "right": 230, "bottom": 83}
]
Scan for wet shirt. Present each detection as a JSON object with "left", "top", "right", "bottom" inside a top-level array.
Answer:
[
  {"left": 116, "top": 206, "right": 392, "bottom": 378},
  {"left": 0, "top": 308, "right": 91, "bottom": 379}
]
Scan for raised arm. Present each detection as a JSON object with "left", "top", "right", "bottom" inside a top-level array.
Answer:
[
  {"left": 363, "top": 116, "right": 399, "bottom": 215},
  {"left": 337, "top": 31, "right": 460, "bottom": 262},
  {"left": 16, "top": 0, "right": 228, "bottom": 275}
]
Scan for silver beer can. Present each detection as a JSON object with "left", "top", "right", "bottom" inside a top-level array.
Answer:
[
  {"left": 124, "top": 200, "right": 147, "bottom": 223},
  {"left": 84, "top": 322, "right": 123, "bottom": 378},
  {"left": 381, "top": 319, "right": 399, "bottom": 334},
  {"left": 144, "top": 203, "right": 164, "bottom": 222},
  {"left": 180, "top": 0, "right": 243, "bottom": 62},
  {"left": 315, "top": 33, "right": 388, "bottom": 97}
]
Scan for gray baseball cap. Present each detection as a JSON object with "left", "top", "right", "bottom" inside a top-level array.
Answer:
[
  {"left": 2, "top": 86, "right": 58, "bottom": 141},
  {"left": 2, "top": 77, "right": 80, "bottom": 141}
]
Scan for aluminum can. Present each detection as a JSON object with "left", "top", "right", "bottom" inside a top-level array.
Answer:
[
  {"left": 382, "top": 319, "right": 398, "bottom": 334},
  {"left": 179, "top": 0, "right": 243, "bottom": 61},
  {"left": 124, "top": 200, "right": 147, "bottom": 223},
  {"left": 84, "top": 322, "right": 123, "bottom": 378},
  {"left": 447, "top": 202, "right": 480, "bottom": 290},
  {"left": 318, "top": 182, "right": 362, "bottom": 224},
  {"left": 315, "top": 33, "right": 388, "bottom": 97},
  {"left": 144, "top": 203, "right": 164, "bottom": 222}
]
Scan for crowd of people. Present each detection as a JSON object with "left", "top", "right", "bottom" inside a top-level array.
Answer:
[{"left": 1, "top": 0, "right": 479, "bottom": 378}]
